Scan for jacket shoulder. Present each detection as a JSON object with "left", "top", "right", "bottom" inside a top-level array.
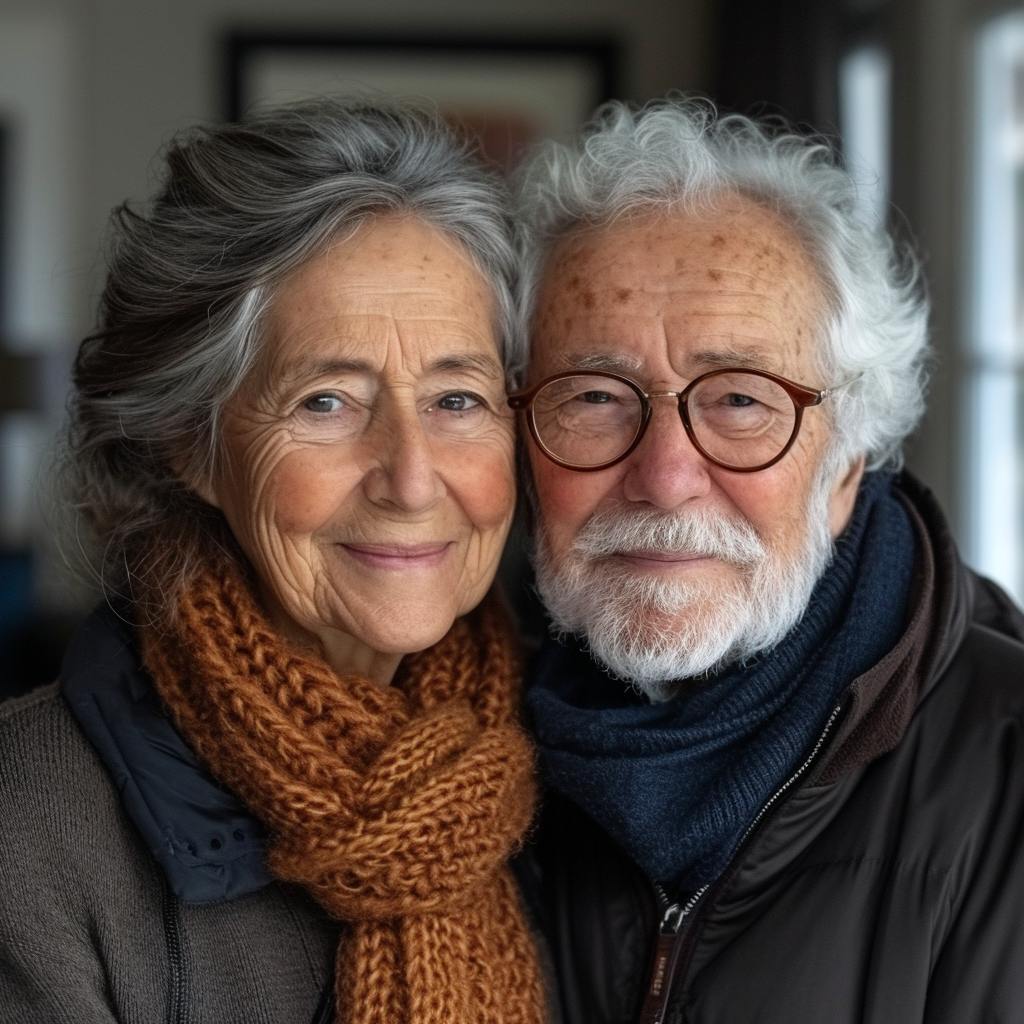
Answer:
[
  {"left": 968, "top": 568, "right": 1024, "bottom": 646},
  {"left": 0, "top": 682, "right": 158, "bottom": 893},
  {"left": 0, "top": 682, "right": 111, "bottom": 802},
  {"left": 942, "top": 615, "right": 1024, "bottom": 716}
]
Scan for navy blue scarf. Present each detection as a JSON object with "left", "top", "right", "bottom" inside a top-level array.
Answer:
[{"left": 526, "top": 473, "right": 917, "bottom": 891}]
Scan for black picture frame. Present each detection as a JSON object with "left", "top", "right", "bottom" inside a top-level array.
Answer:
[
  {"left": 224, "top": 31, "right": 620, "bottom": 169},
  {"left": 0, "top": 121, "right": 7, "bottom": 344}
]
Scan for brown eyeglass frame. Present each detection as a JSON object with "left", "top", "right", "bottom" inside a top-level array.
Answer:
[{"left": 507, "top": 367, "right": 836, "bottom": 473}]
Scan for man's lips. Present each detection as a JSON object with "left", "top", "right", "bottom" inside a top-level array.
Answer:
[
  {"left": 612, "top": 550, "right": 717, "bottom": 568},
  {"left": 339, "top": 542, "right": 452, "bottom": 569}
]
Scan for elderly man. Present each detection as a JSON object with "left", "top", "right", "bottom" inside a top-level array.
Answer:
[{"left": 510, "top": 99, "right": 1024, "bottom": 1024}]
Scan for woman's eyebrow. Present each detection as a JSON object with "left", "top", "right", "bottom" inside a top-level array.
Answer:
[
  {"left": 284, "top": 357, "right": 377, "bottom": 379},
  {"left": 426, "top": 353, "right": 504, "bottom": 377},
  {"left": 280, "top": 353, "right": 503, "bottom": 381}
]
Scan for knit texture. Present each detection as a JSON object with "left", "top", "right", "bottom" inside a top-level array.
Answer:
[
  {"left": 527, "top": 472, "right": 917, "bottom": 891},
  {"left": 139, "top": 560, "right": 546, "bottom": 1024}
]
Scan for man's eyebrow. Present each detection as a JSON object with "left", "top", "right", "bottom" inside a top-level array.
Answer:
[
  {"left": 556, "top": 351, "right": 645, "bottom": 374},
  {"left": 689, "top": 348, "right": 776, "bottom": 372}
]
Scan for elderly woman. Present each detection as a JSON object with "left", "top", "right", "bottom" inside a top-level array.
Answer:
[{"left": 0, "top": 103, "right": 546, "bottom": 1024}]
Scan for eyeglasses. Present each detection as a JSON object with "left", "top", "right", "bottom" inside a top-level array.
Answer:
[{"left": 507, "top": 367, "right": 848, "bottom": 473}]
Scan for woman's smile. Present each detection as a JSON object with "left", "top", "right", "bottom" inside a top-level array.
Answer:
[{"left": 338, "top": 540, "right": 453, "bottom": 569}]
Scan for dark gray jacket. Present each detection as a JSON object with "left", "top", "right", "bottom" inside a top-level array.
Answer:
[{"left": 524, "top": 474, "right": 1024, "bottom": 1024}]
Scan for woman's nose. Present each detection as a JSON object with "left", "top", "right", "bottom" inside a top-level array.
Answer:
[{"left": 362, "top": 401, "right": 446, "bottom": 512}]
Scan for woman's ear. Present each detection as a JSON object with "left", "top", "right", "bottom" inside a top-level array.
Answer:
[{"left": 828, "top": 454, "right": 866, "bottom": 538}]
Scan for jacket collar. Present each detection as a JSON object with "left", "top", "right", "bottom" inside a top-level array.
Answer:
[
  {"left": 811, "top": 471, "right": 975, "bottom": 786},
  {"left": 60, "top": 602, "right": 273, "bottom": 903}
]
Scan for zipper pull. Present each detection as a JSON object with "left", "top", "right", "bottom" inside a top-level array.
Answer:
[{"left": 636, "top": 902, "right": 688, "bottom": 1024}]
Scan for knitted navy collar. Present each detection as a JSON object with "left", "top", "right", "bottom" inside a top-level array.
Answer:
[{"left": 526, "top": 472, "right": 918, "bottom": 891}]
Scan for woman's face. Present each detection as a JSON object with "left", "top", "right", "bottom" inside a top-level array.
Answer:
[{"left": 199, "top": 215, "right": 516, "bottom": 681}]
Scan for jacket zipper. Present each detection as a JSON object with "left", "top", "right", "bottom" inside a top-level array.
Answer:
[
  {"left": 638, "top": 701, "right": 845, "bottom": 1024},
  {"left": 636, "top": 884, "right": 709, "bottom": 1024},
  {"left": 160, "top": 878, "right": 188, "bottom": 1024}
]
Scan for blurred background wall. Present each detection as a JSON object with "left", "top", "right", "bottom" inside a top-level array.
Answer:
[{"left": 0, "top": 0, "right": 1019, "bottom": 694}]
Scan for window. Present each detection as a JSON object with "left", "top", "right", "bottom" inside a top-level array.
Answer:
[
  {"left": 839, "top": 43, "right": 891, "bottom": 227},
  {"left": 967, "top": 10, "right": 1024, "bottom": 603}
]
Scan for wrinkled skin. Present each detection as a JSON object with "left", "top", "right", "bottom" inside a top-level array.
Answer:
[
  {"left": 197, "top": 215, "right": 516, "bottom": 685},
  {"left": 527, "top": 196, "right": 864, "bottom": 611}
]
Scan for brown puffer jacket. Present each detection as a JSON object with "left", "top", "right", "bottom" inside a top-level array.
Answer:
[{"left": 518, "top": 473, "right": 1024, "bottom": 1024}]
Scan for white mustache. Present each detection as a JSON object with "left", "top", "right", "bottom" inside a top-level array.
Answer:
[{"left": 571, "top": 504, "right": 768, "bottom": 567}]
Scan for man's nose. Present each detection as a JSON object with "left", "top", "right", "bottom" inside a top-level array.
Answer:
[
  {"left": 621, "top": 397, "right": 712, "bottom": 507},
  {"left": 363, "top": 402, "right": 446, "bottom": 513}
]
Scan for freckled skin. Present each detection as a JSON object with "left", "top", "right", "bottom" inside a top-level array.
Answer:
[
  {"left": 527, "top": 197, "right": 864, "bottom": 599},
  {"left": 196, "top": 215, "right": 516, "bottom": 685}
]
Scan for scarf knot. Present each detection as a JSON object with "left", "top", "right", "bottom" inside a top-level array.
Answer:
[{"left": 141, "top": 559, "right": 546, "bottom": 1024}]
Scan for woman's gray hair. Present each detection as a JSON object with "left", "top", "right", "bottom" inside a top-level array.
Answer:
[
  {"left": 514, "top": 96, "right": 930, "bottom": 475},
  {"left": 58, "top": 99, "right": 518, "bottom": 613}
]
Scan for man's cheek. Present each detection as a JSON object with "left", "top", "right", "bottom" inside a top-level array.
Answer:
[{"left": 535, "top": 476, "right": 593, "bottom": 545}]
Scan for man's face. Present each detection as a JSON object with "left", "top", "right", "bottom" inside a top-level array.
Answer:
[{"left": 526, "top": 197, "right": 863, "bottom": 690}]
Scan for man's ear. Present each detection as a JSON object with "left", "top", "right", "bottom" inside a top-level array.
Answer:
[
  {"left": 171, "top": 455, "right": 222, "bottom": 510},
  {"left": 828, "top": 454, "right": 866, "bottom": 538}
]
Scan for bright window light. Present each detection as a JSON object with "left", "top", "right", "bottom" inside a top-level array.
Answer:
[
  {"left": 967, "top": 10, "right": 1024, "bottom": 603},
  {"left": 839, "top": 44, "right": 891, "bottom": 226}
]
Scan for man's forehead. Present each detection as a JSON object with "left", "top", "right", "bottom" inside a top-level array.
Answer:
[
  {"left": 542, "top": 202, "right": 815, "bottom": 285},
  {"left": 530, "top": 201, "right": 825, "bottom": 378}
]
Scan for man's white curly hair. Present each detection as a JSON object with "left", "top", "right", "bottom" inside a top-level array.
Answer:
[{"left": 513, "top": 97, "right": 930, "bottom": 473}]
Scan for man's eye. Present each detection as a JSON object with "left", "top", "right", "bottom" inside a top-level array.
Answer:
[
  {"left": 435, "top": 392, "right": 482, "bottom": 412},
  {"left": 580, "top": 391, "right": 613, "bottom": 404},
  {"left": 303, "top": 394, "right": 344, "bottom": 413},
  {"left": 724, "top": 393, "right": 756, "bottom": 407}
]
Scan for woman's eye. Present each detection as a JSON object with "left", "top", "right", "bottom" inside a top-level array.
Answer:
[
  {"left": 303, "top": 394, "right": 344, "bottom": 414},
  {"left": 435, "top": 392, "right": 482, "bottom": 412}
]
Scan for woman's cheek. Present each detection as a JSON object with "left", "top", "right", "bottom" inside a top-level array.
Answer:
[
  {"left": 266, "top": 448, "right": 357, "bottom": 537},
  {"left": 451, "top": 443, "right": 517, "bottom": 538}
]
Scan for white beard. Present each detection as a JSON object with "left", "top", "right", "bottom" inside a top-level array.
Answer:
[{"left": 533, "top": 478, "right": 835, "bottom": 702}]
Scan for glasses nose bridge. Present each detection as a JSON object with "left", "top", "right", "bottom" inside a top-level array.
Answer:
[
  {"left": 642, "top": 388, "right": 689, "bottom": 422},
  {"left": 636, "top": 388, "right": 694, "bottom": 457}
]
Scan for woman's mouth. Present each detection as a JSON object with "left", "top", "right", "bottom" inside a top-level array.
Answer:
[{"left": 339, "top": 542, "right": 453, "bottom": 569}]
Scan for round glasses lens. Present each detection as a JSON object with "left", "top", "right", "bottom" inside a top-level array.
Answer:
[
  {"left": 687, "top": 372, "right": 797, "bottom": 468},
  {"left": 532, "top": 374, "right": 644, "bottom": 467}
]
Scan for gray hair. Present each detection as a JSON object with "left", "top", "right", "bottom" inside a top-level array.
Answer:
[
  {"left": 57, "top": 99, "right": 518, "bottom": 613},
  {"left": 514, "top": 97, "right": 930, "bottom": 474}
]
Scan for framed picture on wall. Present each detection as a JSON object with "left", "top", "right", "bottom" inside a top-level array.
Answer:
[
  {"left": 224, "top": 32, "right": 621, "bottom": 172},
  {"left": 0, "top": 121, "right": 8, "bottom": 340}
]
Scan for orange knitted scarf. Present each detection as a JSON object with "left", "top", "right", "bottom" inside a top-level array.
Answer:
[{"left": 139, "top": 558, "right": 546, "bottom": 1024}]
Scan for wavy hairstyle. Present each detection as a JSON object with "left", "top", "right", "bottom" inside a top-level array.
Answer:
[
  {"left": 514, "top": 97, "right": 930, "bottom": 475},
  {"left": 56, "top": 100, "right": 518, "bottom": 614}
]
